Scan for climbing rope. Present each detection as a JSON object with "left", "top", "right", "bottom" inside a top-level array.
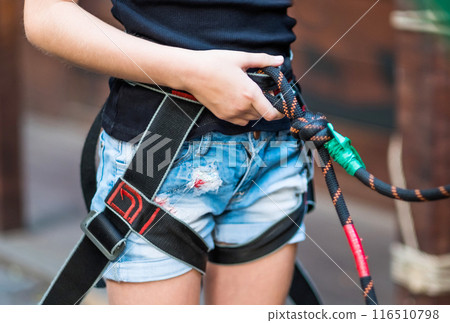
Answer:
[{"left": 261, "top": 66, "right": 450, "bottom": 305}]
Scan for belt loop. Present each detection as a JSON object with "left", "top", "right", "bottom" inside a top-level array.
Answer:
[{"left": 195, "top": 132, "right": 212, "bottom": 157}]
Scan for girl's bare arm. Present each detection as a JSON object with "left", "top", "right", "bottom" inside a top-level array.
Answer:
[{"left": 24, "top": 0, "right": 284, "bottom": 125}]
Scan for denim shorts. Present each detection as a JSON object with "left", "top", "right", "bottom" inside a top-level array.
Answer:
[{"left": 91, "top": 129, "right": 310, "bottom": 282}]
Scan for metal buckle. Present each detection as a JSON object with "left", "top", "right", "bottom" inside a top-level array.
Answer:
[{"left": 81, "top": 211, "right": 127, "bottom": 261}]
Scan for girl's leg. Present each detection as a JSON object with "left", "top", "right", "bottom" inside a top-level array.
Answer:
[
  {"left": 106, "top": 269, "right": 202, "bottom": 305},
  {"left": 204, "top": 243, "right": 297, "bottom": 305}
]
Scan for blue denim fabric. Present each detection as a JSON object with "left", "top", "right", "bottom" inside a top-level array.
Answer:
[{"left": 91, "top": 129, "right": 310, "bottom": 282}]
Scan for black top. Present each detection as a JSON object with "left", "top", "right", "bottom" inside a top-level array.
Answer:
[{"left": 103, "top": 0, "right": 297, "bottom": 141}]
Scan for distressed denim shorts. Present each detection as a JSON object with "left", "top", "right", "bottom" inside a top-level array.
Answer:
[{"left": 91, "top": 129, "right": 310, "bottom": 282}]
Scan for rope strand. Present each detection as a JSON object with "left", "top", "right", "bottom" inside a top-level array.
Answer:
[
  {"left": 262, "top": 66, "right": 378, "bottom": 305},
  {"left": 355, "top": 168, "right": 450, "bottom": 201},
  {"left": 262, "top": 65, "right": 449, "bottom": 304}
]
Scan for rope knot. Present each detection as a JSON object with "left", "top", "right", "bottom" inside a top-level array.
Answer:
[
  {"left": 290, "top": 111, "right": 332, "bottom": 149},
  {"left": 261, "top": 66, "right": 333, "bottom": 149}
]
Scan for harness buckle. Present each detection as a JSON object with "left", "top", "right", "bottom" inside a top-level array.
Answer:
[{"left": 81, "top": 211, "right": 127, "bottom": 261}]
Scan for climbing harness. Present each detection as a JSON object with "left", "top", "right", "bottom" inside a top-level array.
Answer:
[
  {"left": 40, "top": 63, "right": 321, "bottom": 305},
  {"left": 40, "top": 65, "right": 449, "bottom": 305}
]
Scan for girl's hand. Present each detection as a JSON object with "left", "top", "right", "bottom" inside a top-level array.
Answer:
[{"left": 183, "top": 50, "right": 285, "bottom": 126}]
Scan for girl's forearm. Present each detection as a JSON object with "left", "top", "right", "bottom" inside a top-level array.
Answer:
[
  {"left": 24, "top": 0, "right": 193, "bottom": 89},
  {"left": 24, "top": 0, "right": 285, "bottom": 125}
]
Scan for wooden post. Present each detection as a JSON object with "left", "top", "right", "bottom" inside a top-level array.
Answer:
[
  {"left": 393, "top": 0, "right": 450, "bottom": 304},
  {"left": 0, "top": 1, "right": 23, "bottom": 230}
]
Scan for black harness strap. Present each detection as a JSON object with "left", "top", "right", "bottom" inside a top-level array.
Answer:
[
  {"left": 80, "top": 110, "right": 102, "bottom": 211},
  {"left": 41, "top": 95, "right": 206, "bottom": 305},
  {"left": 289, "top": 259, "right": 323, "bottom": 305},
  {"left": 209, "top": 195, "right": 306, "bottom": 265},
  {"left": 79, "top": 110, "right": 106, "bottom": 288}
]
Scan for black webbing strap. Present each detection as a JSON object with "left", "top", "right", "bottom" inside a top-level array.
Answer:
[
  {"left": 80, "top": 110, "right": 102, "bottom": 210},
  {"left": 41, "top": 95, "right": 206, "bottom": 305},
  {"left": 104, "top": 178, "right": 208, "bottom": 272},
  {"left": 289, "top": 259, "right": 323, "bottom": 305},
  {"left": 208, "top": 194, "right": 306, "bottom": 264}
]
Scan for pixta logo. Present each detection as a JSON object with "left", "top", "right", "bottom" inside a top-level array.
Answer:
[{"left": 129, "top": 132, "right": 173, "bottom": 178}]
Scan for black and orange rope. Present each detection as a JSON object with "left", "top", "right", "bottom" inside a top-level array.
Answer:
[
  {"left": 261, "top": 66, "right": 450, "bottom": 305},
  {"left": 355, "top": 168, "right": 450, "bottom": 201}
]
